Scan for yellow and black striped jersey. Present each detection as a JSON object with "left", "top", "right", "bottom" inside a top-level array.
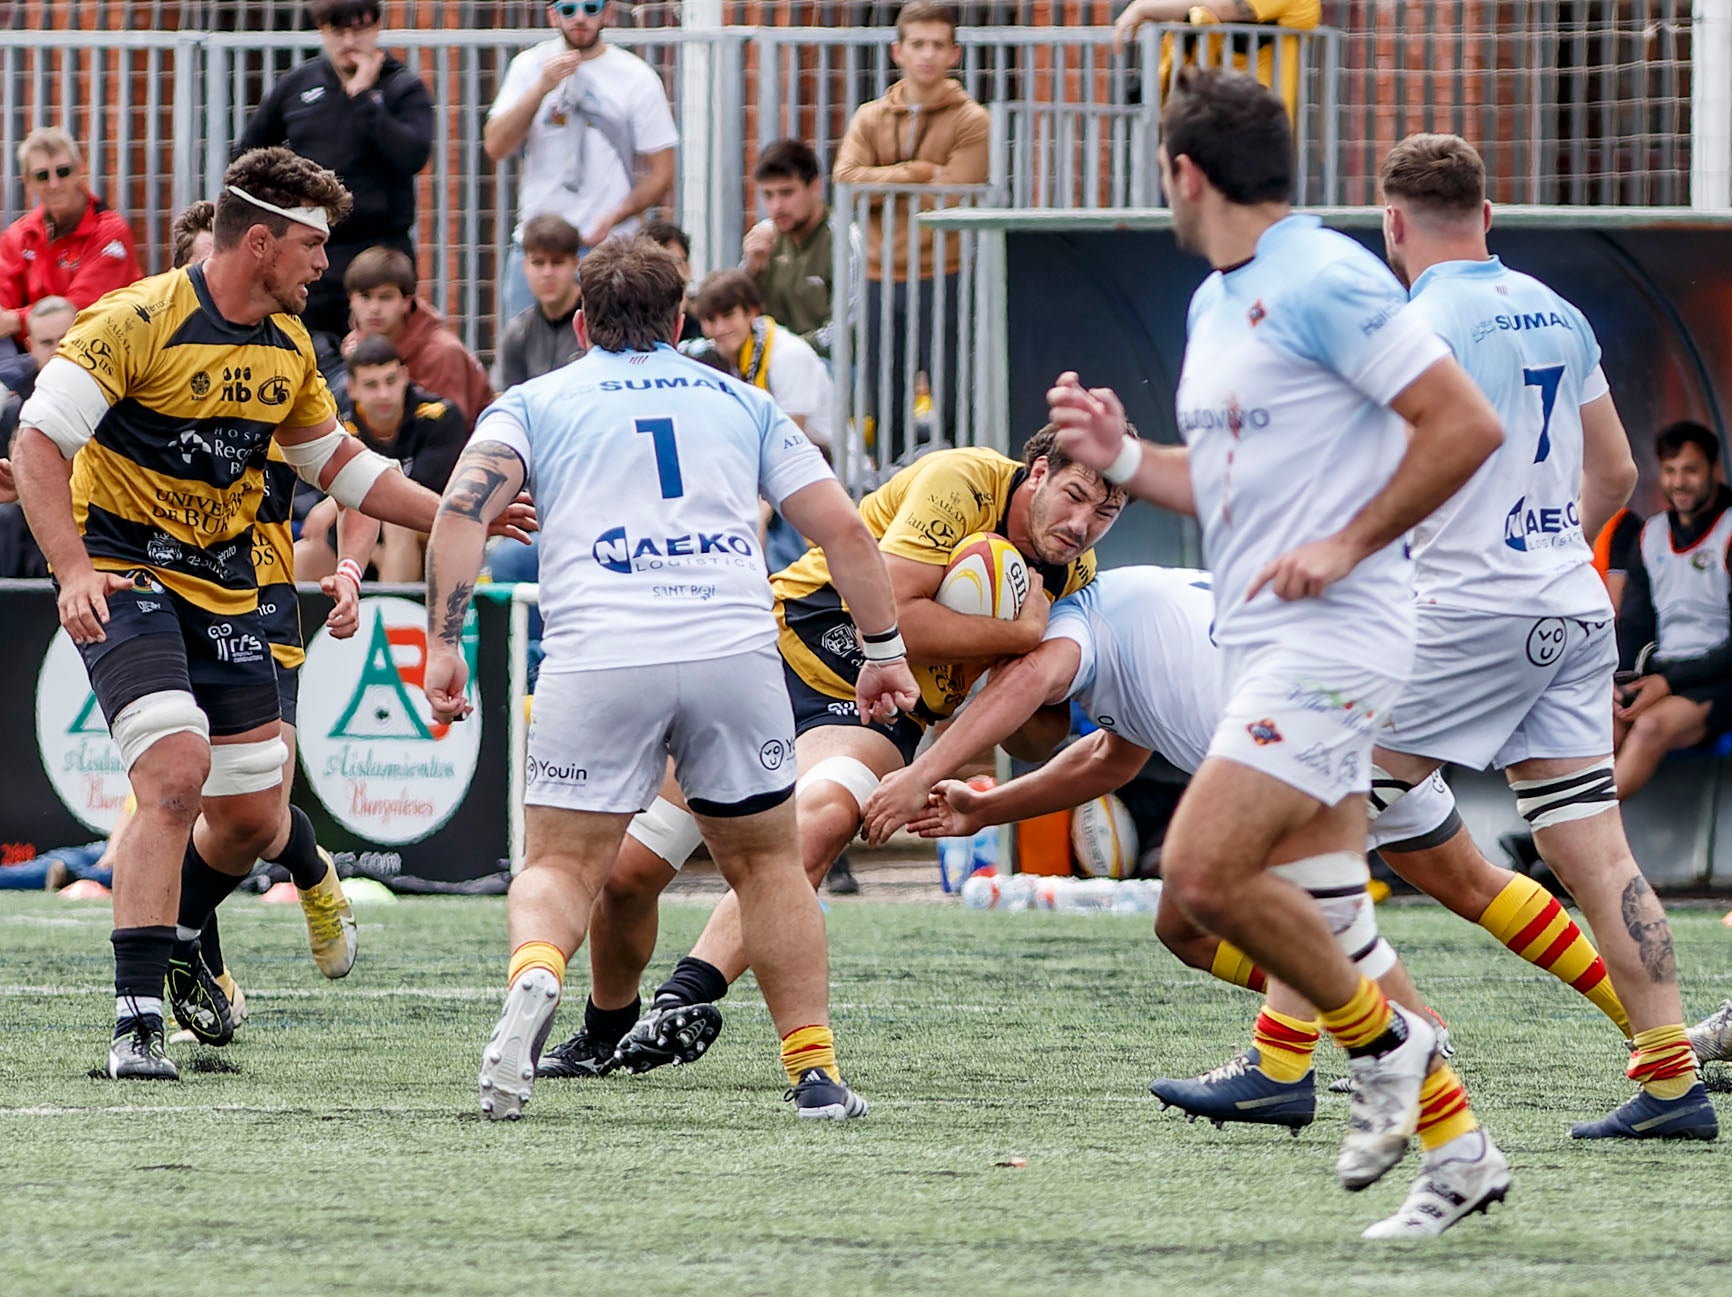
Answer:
[
  {"left": 60, "top": 263, "right": 335, "bottom": 617},
  {"left": 774, "top": 446, "right": 1098, "bottom": 723},
  {"left": 253, "top": 446, "right": 303, "bottom": 667}
]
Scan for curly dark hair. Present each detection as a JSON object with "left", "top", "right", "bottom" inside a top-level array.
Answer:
[
  {"left": 170, "top": 200, "right": 216, "bottom": 268},
  {"left": 1024, "top": 422, "right": 1131, "bottom": 503},
  {"left": 214, "top": 147, "right": 352, "bottom": 248}
]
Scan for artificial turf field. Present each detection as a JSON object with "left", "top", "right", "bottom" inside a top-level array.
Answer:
[{"left": 3, "top": 889, "right": 1730, "bottom": 1297}]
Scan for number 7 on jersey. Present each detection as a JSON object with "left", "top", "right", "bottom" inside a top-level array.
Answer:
[{"left": 636, "top": 416, "right": 684, "bottom": 499}]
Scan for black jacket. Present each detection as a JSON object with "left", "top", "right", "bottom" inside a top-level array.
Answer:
[{"left": 237, "top": 53, "right": 433, "bottom": 247}]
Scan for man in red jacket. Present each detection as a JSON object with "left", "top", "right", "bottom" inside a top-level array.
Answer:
[{"left": 0, "top": 128, "right": 141, "bottom": 346}]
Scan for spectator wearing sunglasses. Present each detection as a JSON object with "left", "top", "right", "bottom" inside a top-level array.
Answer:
[
  {"left": 0, "top": 127, "right": 140, "bottom": 353},
  {"left": 236, "top": 0, "right": 434, "bottom": 343},
  {"left": 484, "top": 0, "right": 678, "bottom": 323}
]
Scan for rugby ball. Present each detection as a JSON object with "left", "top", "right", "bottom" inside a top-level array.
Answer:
[
  {"left": 1070, "top": 793, "right": 1138, "bottom": 879},
  {"left": 936, "top": 532, "right": 1030, "bottom": 620}
]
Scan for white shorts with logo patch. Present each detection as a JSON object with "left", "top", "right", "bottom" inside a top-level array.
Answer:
[
  {"left": 1381, "top": 607, "right": 1615, "bottom": 770},
  {"left": 1207, "top": 646, "right": 1408, "bottom": 806},
  {"left": 526, "top": 644, "right": 797, "bottom": 815}
]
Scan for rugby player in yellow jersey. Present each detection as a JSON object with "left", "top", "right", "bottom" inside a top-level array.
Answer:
[
  {"left": 15, "top": 148, "right": 531, "bottom": 1080},
  {"left": 537, "top": 428, "right": 1128, "bottom": 1077},
  {"left": 162, "top": 202, "right": 384, "bottom": 1037}
]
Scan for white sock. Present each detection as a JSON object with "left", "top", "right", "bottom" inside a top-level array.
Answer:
[
  {"left": 116, "top": 994, "right": 164, "bottom": 1024},
  {"left": 1424, "top": 1127, "right": 1486, "bottom": 1165}
]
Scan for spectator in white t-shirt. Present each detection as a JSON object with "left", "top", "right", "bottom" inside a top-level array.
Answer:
[
  {"left": 484, "top": 0, "right": 678, "bottom": 323},
  {"left": 687, "top": 269, "right": 833, "bottom": 452}
]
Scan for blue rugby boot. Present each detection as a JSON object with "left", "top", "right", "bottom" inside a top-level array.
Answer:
[
  {"left": 1570, "top": 1083, "right": 1718, "bottom": 1141},
  {"left": 1149, "top": 1048, "right": 1317, "bottom": 1134}
]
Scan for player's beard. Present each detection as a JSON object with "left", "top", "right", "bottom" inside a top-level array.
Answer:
[
  {"left": 262, "top": 253, "right": 311, "bottom": 315},
  {"left": 1384, "top": 234, "right": 1410, "bottom": 288},
  {"left": 563, "top": 24, "right": 602, "bottom": 52},
  {"left": 1169, "top": 199, "right": 1203, "bottom": 258}
]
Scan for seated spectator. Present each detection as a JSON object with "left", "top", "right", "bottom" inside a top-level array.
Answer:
[
  {"left": 341, "top": 245, "right": 491, "bottom": 425},
  {"left": 0, "top": 128, "right": 141, "bottom": 349},
  {"left": 496, "top": 213, "right": 584, "bottom": 391},
  {"left": 298, "top": 335, "right": 470, "bottom": 581},
  {"left": 742, "top": 138, "right": 834, "bottom": 357},
  {"left": 643, "top": 219, "right": 706, "bottom": 343},
  {"left": 1614, "top": 420, "right": 1732, "bottom": 797},
  {"left": 688, "top": 269, "right": 833, "bottom": 450}
]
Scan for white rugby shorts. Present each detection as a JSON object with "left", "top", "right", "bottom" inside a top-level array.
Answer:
[
  {"left": 526, "top": 644, "right": 797, "bottom": 815},
  {"left": 1368, "top": 769, "right": 1457, "bottom": 853},
  {"left": 1207, "top": 646, "right": 1407, "bottom": 806},
  {"left": 1381, "top": 607, "right": 1615, "bottom": 769}
]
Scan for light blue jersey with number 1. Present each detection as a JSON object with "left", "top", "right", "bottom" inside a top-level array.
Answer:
[
  {"left": 1405, "top": 257, "right": 1612, "bottom": 618},
  {"left": 473, "top": 342, "right": 834, "bottom": 672}
]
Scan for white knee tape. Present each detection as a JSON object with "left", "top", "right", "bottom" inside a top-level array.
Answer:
[
  {"left": 1366, "top": 765, "right": 1413, "bottom": 823},
  {"left": 625, "top": 796, "right": 703, "bottom": 871},
  {"left": 795, "top": 756, "right": 881, "bottom": 813},
  {"left": 202, "top": 737, "right": 288, "bottom": 797},
  {"left": 110, "top": 690, "right": 209, "bottom": 772},
  {"left": 1272, "top": 851, "right": 1391, "bottom": 976},
  {"left": 1511, "top": 758, "right": 1617, "bottom": 829}
]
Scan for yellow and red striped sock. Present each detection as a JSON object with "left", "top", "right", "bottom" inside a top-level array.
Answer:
[
  {"left": 1209, "top": 942, "right": 1268, "bottom": 993},
  {"left": 780, "top": 1023, "right": 840, "bottom": 1085},
  {"left": 1628, "top": 1024, "right": 1697, "bottom": 1100},
  {"left": 1319, "top": 977, "right": 1395, "bottom": 1053},
  {"left": 1478, "top": 876, "right": 1630, "bottom": 1037},
  {"left": 507, "top": 940, "right": 567, "bottom": 989},
  {"left": 1416, "top": 1064, "right": 1479, "bottom": 1150},
  {"left": 1252, "top": 1007, "right": 1320, "bottom": 1083}
]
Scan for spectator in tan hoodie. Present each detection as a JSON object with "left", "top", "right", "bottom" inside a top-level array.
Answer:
[
  {"left": 341, "top": 245, "right": 492, "bottom": 426},
  {"left": 834, "top": 1, "right": 987, "bottom": 464}
]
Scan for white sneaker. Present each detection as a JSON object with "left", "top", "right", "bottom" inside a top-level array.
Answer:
[
  {"left": 478, "top": 969, "right": 561, "bottom": 1122},
  {"left": 1687, "top": 1000, "right": 1732, "bottom": 1064},
  {"left": 1361, "top": 1131, "right": 1511, "bottom": 1239},
  {"left": 1338, "top": 1003, "right": 1437, "bottom": 1191}
]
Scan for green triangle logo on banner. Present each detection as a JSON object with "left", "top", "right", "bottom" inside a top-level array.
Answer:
[
  {"left": 68, "top": 691, "right": 108, "bottom": 735},
  {"left": 329, "top": 614, "right": 434, "bottom": 742}
]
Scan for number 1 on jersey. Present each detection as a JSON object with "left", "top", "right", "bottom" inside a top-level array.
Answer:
[
  {"left": 635, "top": 417, "right": 683, "bottom": 499},
  {"left": 1523, "top": 365, "right": 1564, "bottom": 464}
]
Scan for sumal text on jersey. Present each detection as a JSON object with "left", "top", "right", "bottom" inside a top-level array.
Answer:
[{"left": 1470, "top": 311, "right": 1574, "bottom": 343}]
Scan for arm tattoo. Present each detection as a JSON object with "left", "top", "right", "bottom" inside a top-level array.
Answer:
[
  {"left": 1620, "top": 874, "right": 1677, "bottom": 983},
  {"left": 438, "top": 443, "right": 523, "bottom": 523},
  {"left": 436, "top": 579, "right": 474, "bottom": 647}
]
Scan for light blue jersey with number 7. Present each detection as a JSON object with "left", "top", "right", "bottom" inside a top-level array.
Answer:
[
  {"left": 472, "top": 342, "right": 834, "bottom": 672},
  {"left": 1404, "top": 256, "right": 1612, "bottom": 618}
]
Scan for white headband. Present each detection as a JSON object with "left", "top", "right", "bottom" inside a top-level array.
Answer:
[{"left": 224, "top": 184, "right": 331, "bottom": 235}]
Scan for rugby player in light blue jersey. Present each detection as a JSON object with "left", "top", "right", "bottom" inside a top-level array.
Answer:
[{"left": 1047, "top": 69, "right": 1510, "bottom": 1237}]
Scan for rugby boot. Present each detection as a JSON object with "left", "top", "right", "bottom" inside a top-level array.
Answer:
[
  {"left": 1570, "top": 1083, "right": 1718, "bottom": 1141},
  {"left": 1338, "top": 1004, "right": 1437, "bottom": 1191},
  {"left": 1687, "top": 1000, "right": 1732, "bottom": 1064},
  {"left": 784, "top": 1068, "right": 869, "bottom": 1119},
  {"left": 107, "top": 1015, "right": 178, "bottom": 1081},
  {"left": 478, "top": 968, "right": 561, "bottom": 1122},
  {"left": 297, "top": 852, "right": 358, "bottom": 979},
  {"left": 536, "top": 1026, "right": 621, "bottom": 1079},
  {"left": 1149, "top": 1048, "right": 1316, "bottom": 1134},
  {"left": 170, "top": 969, "right": 246, "bottom": 1047},
  {"left": 1361, "top": 1131, "right": 1511, "bottom": 1239},
  {"left": 612, "top": 1002, "right": 724, "bottom": 1075},
  {"left": 1331, "top": 1006, "right": 1452, "bottom": 1094},
  {"left": 165, "top": 942, "right": 237, "bottom": 1046}
]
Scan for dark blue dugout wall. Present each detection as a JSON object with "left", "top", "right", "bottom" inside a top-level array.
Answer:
[{"left": 993, "top": 209, "right": 1732, "bottom": 570}]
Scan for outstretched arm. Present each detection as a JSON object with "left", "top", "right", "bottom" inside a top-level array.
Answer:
[
  {"left": 907, "top": 731, "right": 1154, "bottom": 839},
  {"left": 423, "top": 441, "right": 528, "bottom": 723},
  {"left": 1046, "top": 372, "right": 1192, "bottom": 515},
  {"left": 860, "top": 637, "right": 1079, "bottom": 845}
]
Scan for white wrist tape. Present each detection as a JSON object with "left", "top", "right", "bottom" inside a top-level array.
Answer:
[
  {"left": 336, "top": 558, "right": 365, "bottom": 590},
  {"left": 862, "top": 626, "right": 907, "bottom": 662},
  {"left": 1103, "top": 435, "right": 1143, "bottom": 486},
  {"left": 327, "top": 448, "right": 399, "bottom": 509}
]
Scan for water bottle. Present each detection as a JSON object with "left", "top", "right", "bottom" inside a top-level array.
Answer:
[
  {"left": 1111, "top": 878, "right": 1164, "bottom": 914},
  {"left": 960, "top": 872, "right": 1037, "bottom": 910},
  {"left": 1030, "top": 876, "right": 1125, "bottom": 912}
]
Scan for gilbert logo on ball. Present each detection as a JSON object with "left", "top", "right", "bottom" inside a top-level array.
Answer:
[
  {"left": 36, "top": 631, "right": 130, "bottom": 833},
  {"left": 298, "top": 596, "right": 483, "bottom": 845},
  {"left": 918, "top": 532, "right": 1032, "bottom": 717}
]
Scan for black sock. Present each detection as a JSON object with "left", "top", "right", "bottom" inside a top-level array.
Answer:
[
  {"left": 176, "top": 841, "right": 248, "bottom": 945},
  {"left": 1346, "top": 1009, "right": 1411, "bottom": 1060},
  {"left": 585, "top": 995, "right": 642, "bottom": 1046},
  {"left": 200, "top": 913, "right": 225, "bottom": 978},
  {"left": 265, "top": 804, "right": 327, "bottom": 891},
  {"left": 653, "top": 956, "right": 729, "bottom": 1008},
  {"left": 111, "top": 925, "right": 177, "bottom": 1011}
]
